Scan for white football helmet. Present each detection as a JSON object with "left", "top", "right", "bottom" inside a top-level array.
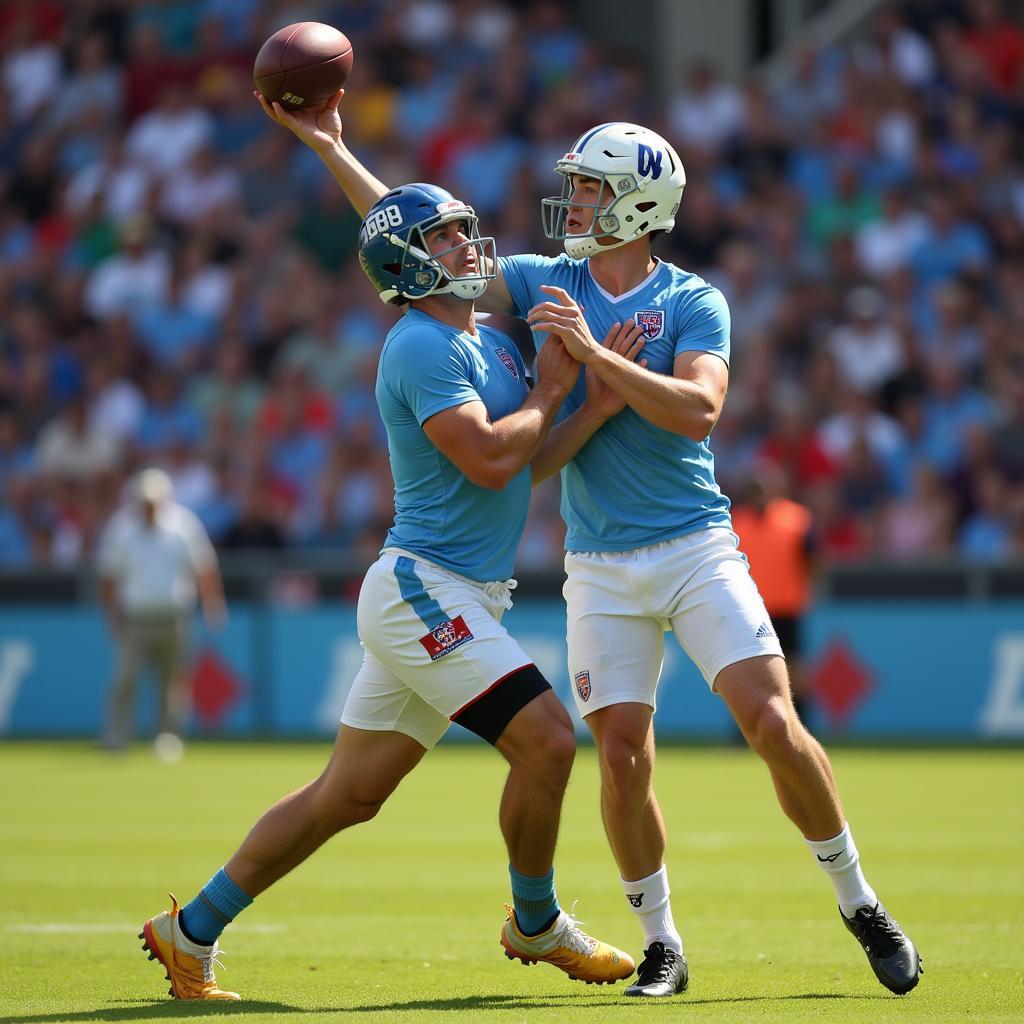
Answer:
[{"left": 541, "top": 122, "right": 686, "bottom": 259}]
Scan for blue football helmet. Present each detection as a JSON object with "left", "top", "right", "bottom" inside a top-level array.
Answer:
[{"left": 358, "top": 183, "right": 496, "bottom": 304}]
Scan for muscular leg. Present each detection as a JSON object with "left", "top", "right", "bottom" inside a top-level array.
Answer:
[
  {"left": 493, "top": 690, "right": 576, "bottom": 875},
  {"left": 586, "top": 702, "right": 665, "bottom": 881},
  {"left": 225, "top": 725, "right": 427, "bottom": 896},
  {"left": 716, "top": 654, "right": 922, "bottom": 994},
  {"left": 715, "top": 654, "right": 842, "bottom": 840},
  {"left": 585, "top": 701, "right": 686, "bottom": 992}
]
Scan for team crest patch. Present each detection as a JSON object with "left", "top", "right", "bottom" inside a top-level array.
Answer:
[
  {"left": 419, "top": 615, "right": 474, "bottom": 661},
  {"left": 574, "top": 670, "right": 591, "bottom": 702},
  {"left": 634, "top": 309, "right": 665, "bottom": 340},
  {"left": 495, "top": 347, "right": 520, "bottom": 380}
]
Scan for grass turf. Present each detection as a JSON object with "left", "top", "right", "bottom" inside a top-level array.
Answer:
[{"left": 1, "top": 742, "right": 1022, "bottom": 1023}]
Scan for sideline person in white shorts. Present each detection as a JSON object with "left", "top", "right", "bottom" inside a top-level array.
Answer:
[{"left": 564, "top": 528, "right": 783, "bottom": 716}]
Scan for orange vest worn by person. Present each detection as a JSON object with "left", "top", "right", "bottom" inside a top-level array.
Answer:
[{"left": 731, "top": 498, "right": 812, "bottom": 617}]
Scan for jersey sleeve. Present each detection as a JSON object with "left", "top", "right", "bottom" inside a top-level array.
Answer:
[
  {"left": 385, "top": 324, "right": 480, "bottom": 425},
  {"left": 498, "top": 254, "right": 562, "bottom": 318},
  {"left": 674, "top": 285, "right": 731, "bottom": 365}
]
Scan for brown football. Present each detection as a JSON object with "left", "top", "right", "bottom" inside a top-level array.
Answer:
[{"left": 253, "top": 22, "right": 353, "bottom": 109}]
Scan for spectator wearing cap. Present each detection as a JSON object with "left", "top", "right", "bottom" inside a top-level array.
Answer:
[{"left": 97, "top": 467, "right": 225, "bottom": 752}]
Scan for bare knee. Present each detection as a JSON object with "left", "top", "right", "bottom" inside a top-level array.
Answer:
[
  {"left": 743, "top": 697, "right": 800, "bottom": 763},
  {"left": 506, "top": 719, "right": 576, "bottom": 788},
  {"left": 597, "top": 728, "right": 653, "bottom": 803},
  {"left": 534, "top": 721, "right": 577, "bottom": 782},
  {"left": 309, "top": 776, "right": 387, "bottom": 836}
]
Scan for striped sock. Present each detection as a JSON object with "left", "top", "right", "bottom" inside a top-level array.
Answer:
[
  {"left": 178, "top": 868, "right": 253, "bottom": 946},
  {"left": 509, "top": 865, "right": 560, "bottom": 936}
]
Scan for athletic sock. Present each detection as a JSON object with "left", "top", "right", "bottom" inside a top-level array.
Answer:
[
  {"left": 805, "top": 823, "right": 878, "bottom": 919},
  {"left": 509, "top": 865, "right": 560, "bottom": 936},
  {"left": 178, "top": 867, "right": 253, "bottom": 946},
  {"left": 621, "top": 866, "right": 683, "bottom": 954}
]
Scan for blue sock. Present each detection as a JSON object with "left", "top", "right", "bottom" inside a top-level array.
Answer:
[
  {"left": 178, "top": 868, "right": 253, "bottom": 946},
  {"left": 509, "top": 865, "right": 560, "bottom": 936}
]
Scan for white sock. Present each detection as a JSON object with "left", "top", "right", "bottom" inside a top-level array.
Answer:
[
  {"left": 621, "top": 866, "right": 683, "bottom": 954},
  {"left": 806, "top": 823, "right": 877, "bottom": 919}
]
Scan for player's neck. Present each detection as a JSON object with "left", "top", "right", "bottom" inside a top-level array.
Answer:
[
  {"left": 587, "top": 240, "right": 657, "bottom": 298},
  {"left": 412, "top": 294, "right": 478, "bottom": 335}
]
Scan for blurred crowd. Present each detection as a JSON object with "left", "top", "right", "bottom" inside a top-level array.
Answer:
[{"left": 2, "top": 0, "right": 1024, "bottom": 572}]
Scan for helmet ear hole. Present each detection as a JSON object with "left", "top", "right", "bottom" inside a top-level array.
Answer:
[
  {"left": 383, "top": 263, "right": 402, "bottom": 275},
  {"left": 636, "top": 201, "right": 657, "bottom": 213}
]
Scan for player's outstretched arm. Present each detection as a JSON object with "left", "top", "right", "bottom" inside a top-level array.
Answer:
[
  {"left": 531, "top": 320, "right": 646, "bottom": 485},
  {"left": 254, "top": 88, "right": 387, "bottom": 218},
  {"left": 423, "top": 340, "right": 579, "bottom": 490},
  {"left": 528, "top": 286, "right": 728, "bottom": 441}
]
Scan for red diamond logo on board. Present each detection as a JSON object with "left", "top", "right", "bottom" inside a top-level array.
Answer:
[
  {"left": 809, "top": 639, "right": 873, "bottom": 729},
  {"left": 191, "top": 648, "right": 242, "bottom": 729}
]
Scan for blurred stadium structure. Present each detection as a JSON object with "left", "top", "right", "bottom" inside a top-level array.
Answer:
[{"left": 1, "top": 0, "right": 1023, "bottom": 741}]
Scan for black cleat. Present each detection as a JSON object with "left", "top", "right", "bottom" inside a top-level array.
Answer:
[
  {"left": 623, "top": 942, "right": 689, "bottom": 997},
  {"left": 841, "top": 903, "right": 922, "bottom": 995}
]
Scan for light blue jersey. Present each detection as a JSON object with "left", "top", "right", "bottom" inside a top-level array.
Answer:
[
  {"left": 376, "top": 308, "right": 531, "bottom": 581},
  {"left": 499, "top": 253, "right": 732, "bottom": 552}
]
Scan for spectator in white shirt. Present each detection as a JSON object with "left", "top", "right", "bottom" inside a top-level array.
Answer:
[
  {"left": 855, "top": 187, "right": 928, "bottom": 277},
  {"left": 125, "top": 83, "right": 214, "bottom": 178},
  {"left": 35, "top": 394, "right": 121, "bottom": 481},
  {"left": 828, "top": 286, "right": 906, "bottom": 395},
  {"left": 668, "top": 60, "right": 746, "bottom": 154},
  {"left": 84, "top": 216, "right": 170, "bottom": 321}
]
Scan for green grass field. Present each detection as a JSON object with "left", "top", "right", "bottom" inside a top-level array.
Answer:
[{"left": 1, "top": 742, "right": 1022, "bottom": 1023}]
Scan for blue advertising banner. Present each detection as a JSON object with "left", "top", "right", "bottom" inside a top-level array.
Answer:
[
  {"left": 0, "top": 608, "right": 259, "bottom": 736},
  {"left": 1, "top": 601, "right": 1022, "bottom": 740}
]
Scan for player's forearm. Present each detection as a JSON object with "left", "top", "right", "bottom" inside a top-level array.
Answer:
[
  {"left": 315, "top": 140, "right": 388, "bottom": 219},
  {"left": 530, "top": 402, "right": 607, "bottom": 485},
  {"left": 482, "top": 383, "right": 568, "bottom": 488},
  {"left": 586, "top": 347, "right": 717, "bottom": 440}
]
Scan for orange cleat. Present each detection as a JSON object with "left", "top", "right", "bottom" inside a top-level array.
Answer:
[
  {"left": 140, "top": 894, "right": 240, "bottom": 1001},
  {"left": 500, "top": 904, "right": 635, "bottom": 985}
]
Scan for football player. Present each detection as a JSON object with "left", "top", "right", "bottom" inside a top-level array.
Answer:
[{"left": 140, "top": 179, "right": 647, "bottom": 999}]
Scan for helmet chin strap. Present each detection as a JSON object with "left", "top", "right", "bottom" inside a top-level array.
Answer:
[
  {"left": 564, "top": 230, "right": 631, "bottom": 260},
  {"left": 434, "top": 277, "right": 488, "bottom": 300}
]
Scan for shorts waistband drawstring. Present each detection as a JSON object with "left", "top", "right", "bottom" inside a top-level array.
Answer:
[{"left": 483, "top": 578, "right": 518, "bottom": 610}]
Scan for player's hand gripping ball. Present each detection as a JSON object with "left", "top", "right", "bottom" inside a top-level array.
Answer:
[{"left": 253, "top": 22, "right": 353, "bottom": 110}]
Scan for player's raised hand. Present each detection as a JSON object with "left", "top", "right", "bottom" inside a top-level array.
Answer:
[
  {"left": 586, "top": 320, "right": 647, "bottom": 419},
  {"left": 254, "top": 87, "right": 345, "bottom": 154},
  {"left": 535, "top": 336, "right": 582, "bottom": 395},
  {"left": 527, "top": 285, "right": 598, "bottom": 362}
]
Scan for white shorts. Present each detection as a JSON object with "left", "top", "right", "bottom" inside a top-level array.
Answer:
[
  {"left": 564, "top": 527, "right": 784, "bottom": 717},
  {"left": 342, "top": 549, "right": 532, "bottom": 749}
]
